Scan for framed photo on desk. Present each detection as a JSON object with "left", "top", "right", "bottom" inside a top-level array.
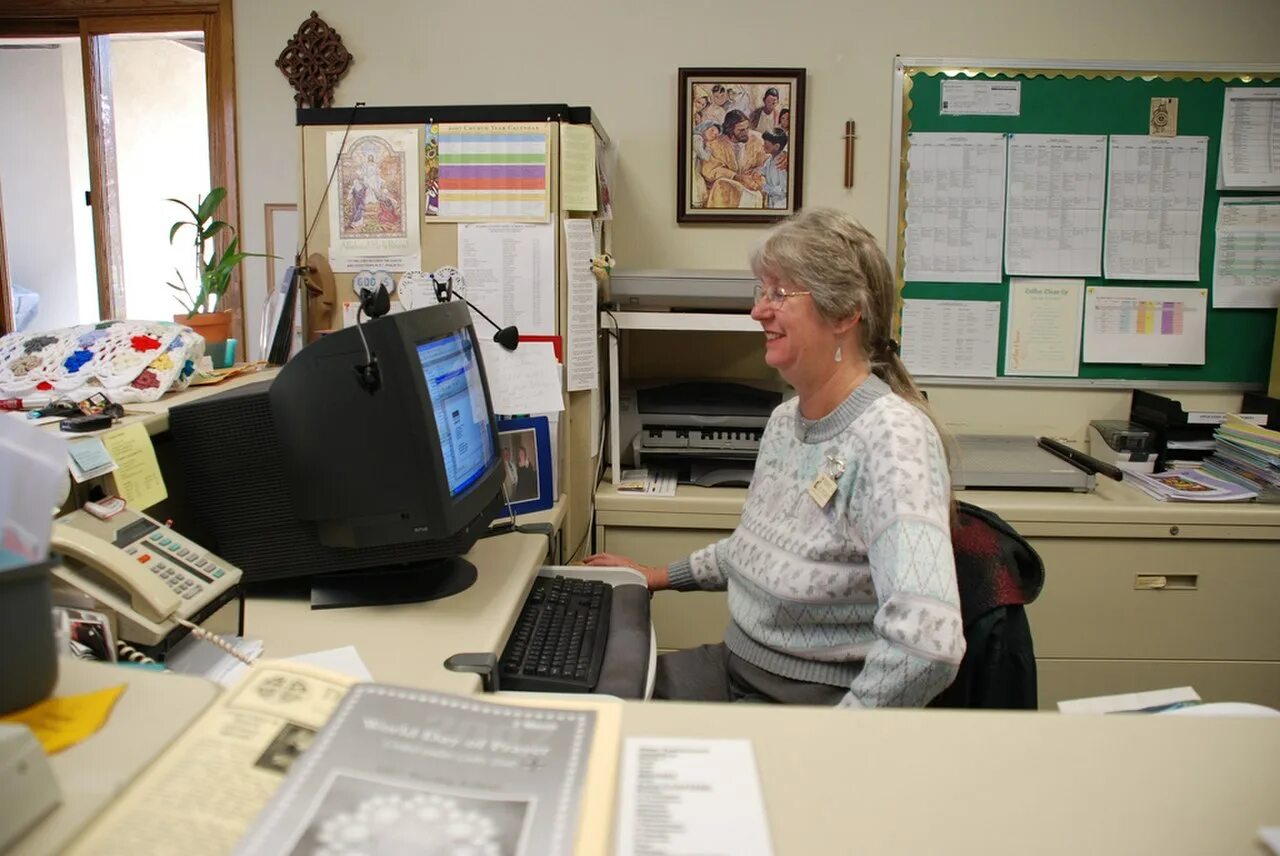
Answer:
[{"left": 496, "top": 416, "right": 553, "bottom": 514}]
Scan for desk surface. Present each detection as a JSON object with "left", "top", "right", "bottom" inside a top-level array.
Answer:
[
  {"left": 596, "top": 473, "right": 1280, "bottom": 532},
  {"left": 13, "top": 658, "right": 219, "bottom": 856},
  {"left": 244, "top": 528, "right": 550, "bottom": 693},
  {"left": 622, "top": 702, "right": 1280, "bottom": 856},
  {"left": 25, "top": 529, "right": 1280, "bottom": 856},
  {"left": 25, "top": 366, "right": 282, "bottom": 439}
]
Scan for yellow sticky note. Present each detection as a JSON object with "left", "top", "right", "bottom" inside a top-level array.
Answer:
[
  {"left": 101, "top": 422, "right": 167, "bottom": 509},
  {"left": 559, "top": 122, "right": 598, "bottom": 212},
  {"left": 1, "top": 684, "right": 127, "bottom": 754}
]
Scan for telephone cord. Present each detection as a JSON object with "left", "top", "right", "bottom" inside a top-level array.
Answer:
[{"left": 176, "top": 618, "right": 258, "bottom": 666}]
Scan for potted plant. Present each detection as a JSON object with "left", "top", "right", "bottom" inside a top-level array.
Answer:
[{"left": 167, "top": 187, "right": 267, "bottom": 367}]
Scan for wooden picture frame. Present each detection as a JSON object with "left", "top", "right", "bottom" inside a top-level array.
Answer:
[
  {"left": 496, "top": 416, "right": 554, "bottom": 515},
  {"left": 678, "top": 67, "right": 806, "bottom": 224}
]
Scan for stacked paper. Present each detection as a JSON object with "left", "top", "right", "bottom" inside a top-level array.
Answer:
[{"left": 1204, "top": 414, "right": 1280, "bottom": 500}]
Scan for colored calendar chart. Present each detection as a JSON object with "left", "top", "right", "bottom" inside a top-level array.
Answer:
[
  {"left": 434, "top": 122, "right": 551, "bottom": 222},
  {"left": 1083, "top": 286, "right": 1207, "bottom": 365}
]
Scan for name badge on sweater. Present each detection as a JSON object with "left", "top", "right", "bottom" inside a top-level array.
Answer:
[{"left": 808, "top": 449, "right": 846, "bottom": 508}]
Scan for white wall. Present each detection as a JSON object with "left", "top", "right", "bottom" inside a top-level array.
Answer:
[
  {"left": 0, "top": 46, "right": 86, "bottom": 330},
  {"left": 233, "top": 0, "right": 1280, "bottom": 429},
  {"left": 59, "top": 41, "right": 96, "bottom": 324},
  {"left": 111, "top": 37, "right": 210, "bottom": 322}
]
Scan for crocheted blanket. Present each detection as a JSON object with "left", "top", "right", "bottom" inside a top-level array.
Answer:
[{"left": 0, "top": 320, "right": 203, "bottom": 404}]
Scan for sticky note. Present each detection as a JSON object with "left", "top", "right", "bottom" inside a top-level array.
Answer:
[
  {"left": 1, "top": 684, "right": 127, "bottom": 754},
  {"left": 101, "top": 423, "right": 167, "bottom": 509}
]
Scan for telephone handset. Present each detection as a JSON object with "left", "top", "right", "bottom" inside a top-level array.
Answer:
[
  {"left": 50, "top": 508, "right": 243, "bottom": 650},
  {"left": 52, "top": 523, "right": 180, "bottom": 623}
]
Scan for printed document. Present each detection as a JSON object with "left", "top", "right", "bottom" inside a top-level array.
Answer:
[
  {"left": 1212, "top": 197, "right": 1280, "bottom": 308},
  {"left": 940, "top": 80, "right": 1021, "bottom": 116},
  {"left": 1082, "top": 286, "right": 1207, "bottom": 365},
  {"left": 559, "top": 122, "right": 598, "bottom": 211},
  {"left": 457, "top": 222, "right": 557, "bottom": 335},
  {"left": 616, "top": 738, "right": 774, "bottom": 856},
  {"left": 238, "top": 684, "right": 602, "bottom": 856},
  {"left": 1004, "top": 278, "right": 1084, "bottom": 377},
  {"left": 1003, "top": 134, "right": 1106, "bottom": 276},
  {"left": 1219, "top": 88, "right": 1280, "bottom": 190},
  {"left": 904, "top": 132, "right": 1007, "bottom": 283},
  {"left": 1104, "top": 136, "right": 1207, "bottom": 281},
  {"left": 901, "top": 299, "right": 1000, "bottom": 377},
  {"left": 563, "top": 218, "right": 599, "bottom": 391}
]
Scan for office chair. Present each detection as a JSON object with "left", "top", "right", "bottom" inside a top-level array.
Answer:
[{"left": 929, "top": 501, "right": 1045, "bottom": 710}]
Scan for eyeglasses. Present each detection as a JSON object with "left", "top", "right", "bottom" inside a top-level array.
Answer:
[{"left": 752, "top": 283, "right": 811, "bottom": 307}]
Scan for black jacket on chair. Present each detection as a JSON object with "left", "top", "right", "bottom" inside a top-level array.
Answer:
[{"left": 929, "top": 501, "right": 1046, "bottom": 710}]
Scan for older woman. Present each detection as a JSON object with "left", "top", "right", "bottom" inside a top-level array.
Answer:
[{"left": 585, "top": 208, "right": 964, "bottom": 707}]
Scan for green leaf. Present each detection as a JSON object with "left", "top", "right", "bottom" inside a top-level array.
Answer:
[
  {"left": 167, "top": 198, "right": 199, "bottom": 221},
  {"left": 168, "top": 221, "right": 187, "bottom": 244},
  {"left": 195, "top": 187, "right": 226, "bottom": 223},
  {"left": 201, "top": 220, "right": 230, "bottom": 241}
]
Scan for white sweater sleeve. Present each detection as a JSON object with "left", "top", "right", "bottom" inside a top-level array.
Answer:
[{"left": 837, "top": 402, "right": 965, "bottom": 708}]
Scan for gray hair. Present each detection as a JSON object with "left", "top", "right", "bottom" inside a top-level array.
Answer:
[{"left": 750, "top": 208, "right": 940, "bottom": 440}]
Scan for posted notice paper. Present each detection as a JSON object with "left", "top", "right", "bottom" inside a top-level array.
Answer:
[
  {"left": 901, "top": 299, "right": 1001, "bottom": 378},
  {"left": 559, "top": 122, "right": 598, "bottom": 212},
  {"left": 1003, "top": 134, "right": 1106, "bottom": 277},
  {"left": 562, "top": 218, "right": 599, "bottom": 391},
  {"left": 1082, "top": 285, "right": 1207, "bottom": 365},
  {"left": 1004, "top": 278, "right": 1084, "bottom": 377},
  {"left": 1212, "top": 197, "right": 1280, "bottom": 308},
  {"left": 457, "top": 222, "right": 557, "bottom": 335},
  {"left": 1219, "top": 87, "right": 1280, "bottom": 190},
  {"left": 616, "top": 738, "right": 773, "bottom": 856},
  {"left": 479, "top": 339, "right": 564, "bottom": 415},
  {"left": 904, "top": 132, "right": 1007, "bottom": 284},
  {"left": 1104, "top": 135, "right": 1208, "bottom": 282},
  {"left": 940, "top": 80, "right": 1021, "bottom": 116}
]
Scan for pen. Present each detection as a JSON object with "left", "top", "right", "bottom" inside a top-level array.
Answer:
[{"left": 1037, "top": 436, "right": 1124, "bottom": 481}]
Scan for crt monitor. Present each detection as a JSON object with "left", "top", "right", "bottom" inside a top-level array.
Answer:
[{"left": 166, "top": 300, "right": 506, "bottom": 607}]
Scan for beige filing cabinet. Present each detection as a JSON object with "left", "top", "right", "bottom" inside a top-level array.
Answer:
[{"left": 595, "top": 478, "right": 1280, "bottom": 709}]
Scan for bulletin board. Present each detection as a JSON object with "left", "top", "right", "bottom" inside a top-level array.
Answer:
[{"left": 888, "top": 58, "right": 1280, "bottom": 386}]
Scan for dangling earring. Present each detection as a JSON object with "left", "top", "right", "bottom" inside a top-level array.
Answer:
[{"left": 834, "top": 345, "right": 843, "bottom": 363}]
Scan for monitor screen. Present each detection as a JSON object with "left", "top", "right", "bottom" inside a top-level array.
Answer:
[{"left": 417, "top": 331, "right": 495, "bottom": 496}]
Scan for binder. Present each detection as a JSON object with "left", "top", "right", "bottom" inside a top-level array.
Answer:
[{"left": 1130, "top": 390, "right": 1271, "bottom": 468}]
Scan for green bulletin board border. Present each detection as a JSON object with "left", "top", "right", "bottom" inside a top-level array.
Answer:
[{"left": 890, "top": 59, "right": 1280, "bottom": 387}]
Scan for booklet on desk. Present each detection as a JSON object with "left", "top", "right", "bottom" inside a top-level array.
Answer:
[
  {"left": 65, "top": 661, "right": 620, "bottom": 856},
  {"left": 1123, "top": 467, "right": 1259, "bottom": 502}
]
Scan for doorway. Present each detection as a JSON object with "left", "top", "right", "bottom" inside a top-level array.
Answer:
[{"left": 0, "top": 1, "right": 241, "bottom": 340}]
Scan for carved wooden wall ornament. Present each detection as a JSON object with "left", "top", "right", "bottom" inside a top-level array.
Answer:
[{"left": 276, "top": 11, "right": 353, "bottom": 108}]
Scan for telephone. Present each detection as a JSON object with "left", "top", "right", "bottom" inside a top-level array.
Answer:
[{"left": 50, "top": 508, "right": 243, "bottom": 657}]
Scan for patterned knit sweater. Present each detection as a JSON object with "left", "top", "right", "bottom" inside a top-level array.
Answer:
[{"left": 666, "top": 374, "right": 965, "bottom": 708}]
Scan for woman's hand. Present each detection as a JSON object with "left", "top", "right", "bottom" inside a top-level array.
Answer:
[{"left": 582, "top": 552, "right": 670, "bottom": 591}]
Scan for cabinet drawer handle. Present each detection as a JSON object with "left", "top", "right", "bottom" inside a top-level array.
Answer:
[{"left": 1135, "top": 574, "right": 1198, "bottom": 591}]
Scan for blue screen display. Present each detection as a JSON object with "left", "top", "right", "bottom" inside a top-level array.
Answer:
[{"left": 417, "top": 331, "right": 495, "bottom": 496}]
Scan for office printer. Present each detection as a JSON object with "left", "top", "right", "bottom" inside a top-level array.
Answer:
[{"left": 617, "top": 381, "right": 785, "bottom": 484}]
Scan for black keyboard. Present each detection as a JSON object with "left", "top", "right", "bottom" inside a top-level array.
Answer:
[{"left": 499, "top": 575, "right": 612, "bottom": 693}]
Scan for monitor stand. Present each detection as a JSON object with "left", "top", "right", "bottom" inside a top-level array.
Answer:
[{"left": 309, "top": 556, "right": 478, "bottom": 610}]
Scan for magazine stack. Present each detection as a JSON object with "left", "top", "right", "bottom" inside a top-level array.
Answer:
[
  {"left": 1122, "top": 467, "right": 1258, "bottom": 502},
  {"left": 1203, "top": 414, "right": 1280, "bottom": 502}
]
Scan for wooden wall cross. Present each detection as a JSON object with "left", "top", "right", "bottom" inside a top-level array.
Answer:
[{"left": 276, "top": 11, "right": 353, "bottom": 109}]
